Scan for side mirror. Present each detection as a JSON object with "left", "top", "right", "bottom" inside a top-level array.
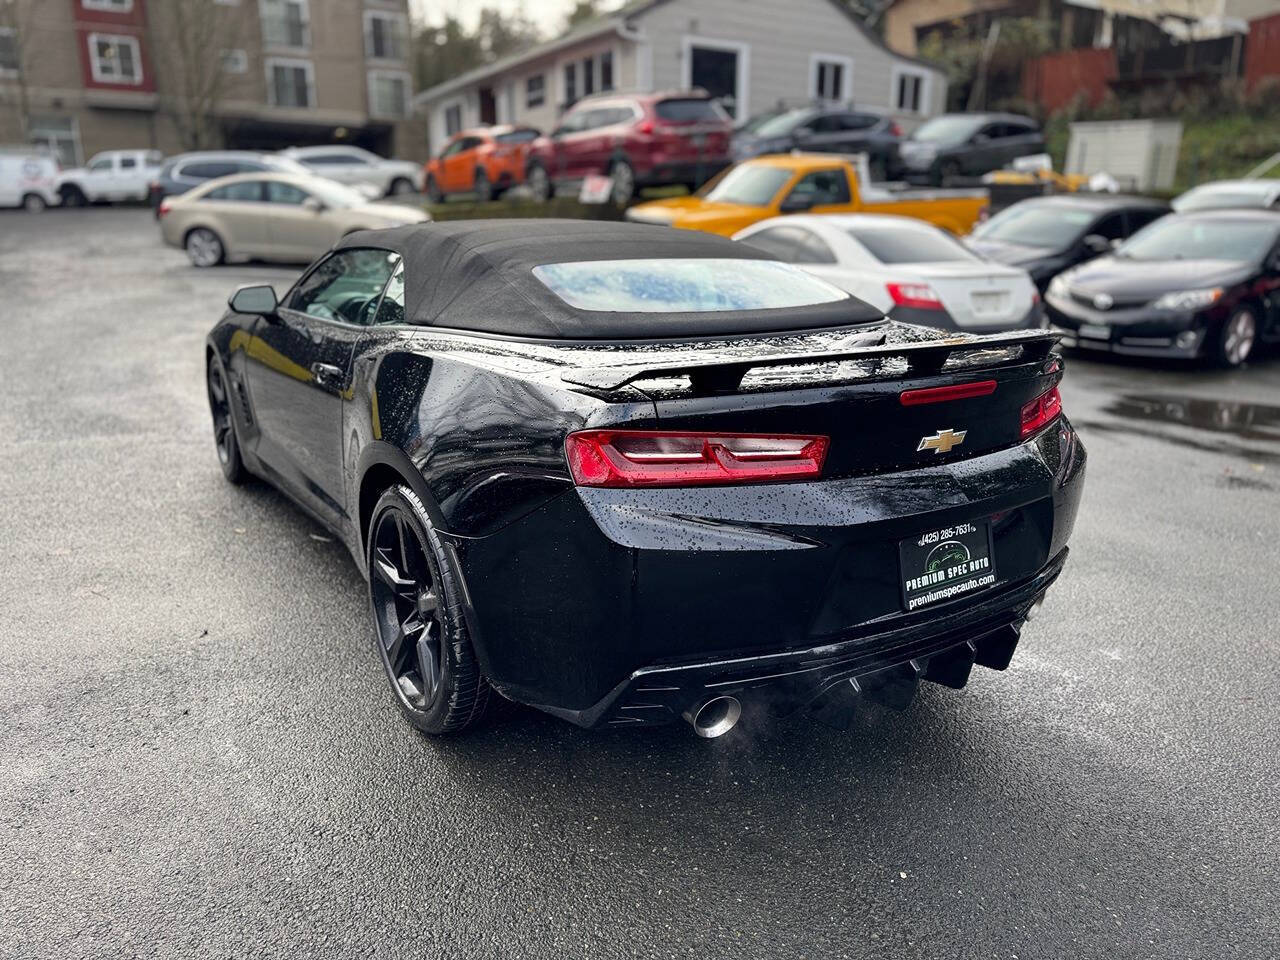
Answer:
[
  {"left": 779, "top": 193, "right": 815, "bottom": 213},
  {"left": 302, "top": 196, "right": 325, "bottom": 213},
  {"left": 228, "top": 284, "right": 278, "bottom": 316},
  {"left": 1081, "top": 233, "right": 1111, "bottom": 255}
]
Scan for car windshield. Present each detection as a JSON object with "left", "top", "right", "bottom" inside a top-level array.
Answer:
[
  {"left": 749, "top": 109, "right": 814, "bottom": 138},
  {"left": 971, "top": 203, "right": 1095, "bottom": 248},
  {"left": 910, "top": 115, "right": 985, "bottom": 145},
  {"left": 851, "top": 226, "right": 977, "bottom": 264},
  {"left": 533, "top": 258, "right": 848, "bottom": 313},
  {"left": 654, "top": 98, "right": 725, "bottom": 123},
  {"left": 702, "top": 165, "right": 793, "bottom": 206},
  {"left": 1174, "top": 186, "right": 1274, "bottom": 211},
  {"left": 1116, "top": 217, "right": 1279, "bottom": 262}
]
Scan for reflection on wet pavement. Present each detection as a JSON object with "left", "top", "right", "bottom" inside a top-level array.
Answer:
[{"left": 1079, "top": 394, "right": 1280, "bottom": 466}]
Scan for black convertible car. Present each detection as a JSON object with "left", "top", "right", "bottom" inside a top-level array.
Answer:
[{"left": 205, "top": 220, "right": 1086, "bottom": 738}]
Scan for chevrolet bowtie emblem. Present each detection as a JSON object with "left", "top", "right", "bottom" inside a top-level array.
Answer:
[{"left": 918, "top": 428, "right": 967, "bottom": 454}]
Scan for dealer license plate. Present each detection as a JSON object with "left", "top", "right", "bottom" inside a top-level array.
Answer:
[
  {"left": 1078, "top": 323, "right": 1111, "bottom": 339},
  {"left": 899, "top": 518, "right": 996, "bottom": 612}
]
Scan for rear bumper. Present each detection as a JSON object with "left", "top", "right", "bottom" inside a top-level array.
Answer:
[
  {"left": 549, "top": 548, "right": 1066, "bottom": 729},
  {"left": 452, "top": 419, "right": 1086, "bottom": 723},
  {"left": 890, "top": 300, "right": 1047, "bottom": 333}
]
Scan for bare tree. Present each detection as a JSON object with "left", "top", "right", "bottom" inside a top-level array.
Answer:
[
  {"left": 145, "top": 0, "right": 247, "bottom": 151},
  {"left": 0, "top": 0, "right": 43, "bottom": 141}
]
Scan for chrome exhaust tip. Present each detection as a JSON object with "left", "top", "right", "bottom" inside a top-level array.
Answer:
[{"left": 683, "top": 696, "right": 742, "bottom": 739}]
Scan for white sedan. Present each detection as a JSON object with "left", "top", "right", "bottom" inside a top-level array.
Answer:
[
  {"left": 733, "top": 213, "right": 1043, "bottom": 332},
  {"left": 281, "top": 145, "right": 424, "bottom": 197}
]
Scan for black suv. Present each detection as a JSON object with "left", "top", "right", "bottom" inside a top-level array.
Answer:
[
  {"left": 732, "top": 105, "right": 902, "bottom": 180},
  {"left": 898, "top": 113, "right": 1044, "bottom": 185}
]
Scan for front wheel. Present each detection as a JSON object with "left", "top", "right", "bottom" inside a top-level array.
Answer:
[
  {"left": 388, "top": 176, "right": 416, "bottom": 196},
  {"left": 367, "top": 485, "right": 490, "bottom": 735},
  {"left": 526, "top": 163, "right": 550, "bottom": 203},
  {"left": 207, "top": 360, "right": 247, "bottom": 484},
  {"left": 1215, "top": 306, "right": 1257, "bottom": 368},
  {"left": 60, "top": 185, "right": 87, "bottom": 208},
  {"left": 185, "top": 227, "right": 224, "bottom": 267},
  {"left": 610, "top": 159, "right": 636, "bottom": 206},
  {"left": 22, "top": 193, "right": 47, "bottom": 213}
]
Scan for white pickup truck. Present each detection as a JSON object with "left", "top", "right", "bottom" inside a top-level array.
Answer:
[{"left": 56, "top": 149, "right": 164, "bottom": 206}]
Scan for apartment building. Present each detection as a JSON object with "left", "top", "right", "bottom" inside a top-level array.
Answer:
[{"left": 0, "top": 0, "right": 417, "bottom": 167}]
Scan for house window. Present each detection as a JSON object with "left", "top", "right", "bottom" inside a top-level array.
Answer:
[
  {"left": 364, "top": 11, "right": 407, "bottom": 61},
  {"left": 582, "top": 56, "right": 595, "bottom": 96},
  {"left": 444, "top": 103, "right": 462, "bottom": 136},
  {"left": 82, "top": 0, "right": 134, "bottom": 11},
  {"left": 260, "top": 0, "right": 309, "bottom": 49},
  {"left": 29, "top": 113, "right": 81, "bottom": 168},
  {"left": 266, "top": 58, "right": 314, "bottom": 107},
  {"left": 600, "top": 49, "right": 613, "bottom": 91},
  {"left": 221, "top": 49, "right": 248, "bottom": 74},
  {"left": 892, "top": 66, "right": 929, "bottom": 114},
  {"left": 369, "top": 70, "right": 410, "bottom": 119},
  {"left": 525, "top": 73, "right": 545, "bottom": 109},
  {"left": 88, "top": 33, "right": 142, "bottom": 85},
  {"left": 563, "top": 62, "right": 577, "bottom": 108},
  {"left": 0, "top": 28, "right": 17, "bottom": 76},
  {"left": 811, "top": 54, "right": 851, "bottom": 102}
]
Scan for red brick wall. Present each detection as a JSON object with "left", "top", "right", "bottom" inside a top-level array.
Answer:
[
  {"left": 71, "top": 0, "right": 155, "bottom": 93},
  {"left": 1022, "top": 48, "right": 1116, "bottom": 114},
  {"left": 1245, "top": 12, "right": 1280, "bottom": 93}
]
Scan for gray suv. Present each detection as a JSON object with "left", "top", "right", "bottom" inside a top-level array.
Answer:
[
  {"left": 898, "top": 113, "right": 1044, "bottom": 185},
  {"left": 149, "top": 151, "right": 309, "bottom": 216},
  {"left": 732, "top": 105, "right": 902, "bottom": 180}
]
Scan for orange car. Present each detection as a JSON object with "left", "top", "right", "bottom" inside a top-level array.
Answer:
[{"left": 424, "top": 125, "right": 540, "bottom": 203}]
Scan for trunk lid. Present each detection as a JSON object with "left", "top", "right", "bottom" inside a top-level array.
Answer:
[{"left": 910, "top": 261, "right": 1037, "bottom": 330}]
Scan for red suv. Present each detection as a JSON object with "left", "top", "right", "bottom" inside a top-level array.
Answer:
[{"left": 526, "top": 91, "right": 732, "bottom": 205}]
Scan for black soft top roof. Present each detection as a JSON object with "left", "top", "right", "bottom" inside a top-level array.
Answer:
[{"left": 337, "top": 219, "right": 881, "bottom": 340}]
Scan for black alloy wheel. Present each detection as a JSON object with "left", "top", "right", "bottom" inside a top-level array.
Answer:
[
  {"left": 367, "top": 485, "right": 489, "bottom": 734},
  {"left": 206, "top": 361, "right": 246, "bottom": 484}
]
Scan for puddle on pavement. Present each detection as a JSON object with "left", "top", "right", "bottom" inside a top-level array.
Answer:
[{"left": 1079, "top": 394, "right": 1280, "bottom": 468}]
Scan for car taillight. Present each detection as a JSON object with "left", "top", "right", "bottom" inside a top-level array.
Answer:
[
  {"left": 565, "top": 430, "right": 829, "bottom": 488},
  {"left": 900, "top": 380, "right": 997, "bottom": 406},
  {"left": 157, "top": 199, "right": 172, "bottom": 218},
  {"left": 887, "top": 282, "right": 944, "bottom": 310},
  {"left": 636, "top": 119, "right": 655, "bottom": 135},
  {"left": 1020, "top": 386, "right": 1062, "bottom": 439},
  {"left": 888, "top": 121, "right": 902, "bottom": 137}
]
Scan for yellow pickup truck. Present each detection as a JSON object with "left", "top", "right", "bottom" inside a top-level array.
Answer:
[{"left": 625, "top": 153, "right": 989, "bottom": 237}]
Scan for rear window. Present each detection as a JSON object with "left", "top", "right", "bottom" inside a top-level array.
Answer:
[
  {"left": 496, "top": 129, "right": 539, "bottom": 144},
  {"left": 654, "top": 98, "right": 725, "bottom": 124},
  {"left": 180, "top": 161, "right": 237, "bottom": 180},
  {"left": 850, "top": 227, "right": 977, "bottom": 264},
  {"left": 532, "top": 258, "right": 848, "bottom": 313}
]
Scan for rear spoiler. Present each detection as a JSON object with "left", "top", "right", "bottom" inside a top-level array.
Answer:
[{"left": 561, "top": 329, "right": 1058, "bottom": 393}]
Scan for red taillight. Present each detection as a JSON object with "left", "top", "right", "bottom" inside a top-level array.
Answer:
[
  {"left": 1020, "top": 386, "right": 1062, "bottom": 439},
  {"left": 887, "top": 282, "right": 943, "bottom": 310},
  {"left": 158, "top": 199, "right": 172, "bottom": 218},
  {"left": 636, "top": 119, "right": 655, "bottom": 135},
  {"left": 888, "top": 121, "right": 902, "bottom": 137},
  {"left": 1031, "top": 290, "right": 1041, "bottom": 305},
  {"left": 565, "top": 430, "right": 829, "bottom": 488},
  {"left": 900, "top": 379, "right": 997, "bottom": 406}
]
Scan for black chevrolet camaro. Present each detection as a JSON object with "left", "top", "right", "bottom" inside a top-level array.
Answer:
[{"left": 205, "top": 220, "right": 1086, "bottom": 738}]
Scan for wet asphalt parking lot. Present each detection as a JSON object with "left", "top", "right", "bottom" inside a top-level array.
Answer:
[{"left": 1, "top": 208, "right": 1277, "bottom": 959}]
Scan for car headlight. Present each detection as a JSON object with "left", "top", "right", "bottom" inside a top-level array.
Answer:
[
  {"left": 1047, "top": 274, "right": 1069, "bottom": 299},
  {"left": 1151, "top": 287, "right": 1222, "bottom": 311}
]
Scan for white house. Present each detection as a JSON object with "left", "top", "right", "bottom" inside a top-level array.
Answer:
[{"left": 415, "top": 0, "right": 948, "bottom": 148}]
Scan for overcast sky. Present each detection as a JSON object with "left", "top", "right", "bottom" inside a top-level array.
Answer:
[{"left": 408, "top": 0, "right": 593, "bottom": 32}]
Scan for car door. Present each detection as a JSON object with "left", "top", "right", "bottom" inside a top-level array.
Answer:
[
  {"left": 555, "top": 109, "right": 604, "bottom": 179},
  {"left": 1000, "top": 122, "right": 1043, "bottom": 166},
  {"left": 201, "top": 179, "right": 270, "bottom": 255},
  {"left": 966, "top": 124, "right": 1005, "bottom": 175},
  {"left": 801, "top": 113, "right": 856, "bottom": 154},
  {"left": 244, "top": 247, "right": 399, "bottom": 524},
  {"left": 263, "top": 179, "right": 338, "bottom": 261},
  {"left": 82, "top": 154, "right": 114, "bottom": 201},
  {"left": 779, "top": 168, "right": 852, "bottom": 215},
  {"left": 440, "top": 138, "right": 477, "bottom": 192}
]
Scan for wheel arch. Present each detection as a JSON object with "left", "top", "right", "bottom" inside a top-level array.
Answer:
[{"left": 355, "top": 441, "right": 450, "bottom": 561}]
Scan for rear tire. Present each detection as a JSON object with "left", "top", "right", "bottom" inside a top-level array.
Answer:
[
  {"left": 60, "top": 185, "right": 87, "bottom": 207},
  {"left": 1214, "top": 306, "right": 1257, "bottom": 368},
  {"left": 185, "top": 227, "right": 224, "bottom": 268},
  {"left": 21, "top": 193, "right": 47, "bottom": 213},
  {"left": 388, "top": 176, "right": 415, "bottom": 196},
  {"left": 367, "top": 485, "right": 490, "bottom": 735},
  {"left": 938, "top": 159, "right": 961, "bottom": 185},
  {"left": 526, "top": 163, "right": 550, "bottom": 203}
]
